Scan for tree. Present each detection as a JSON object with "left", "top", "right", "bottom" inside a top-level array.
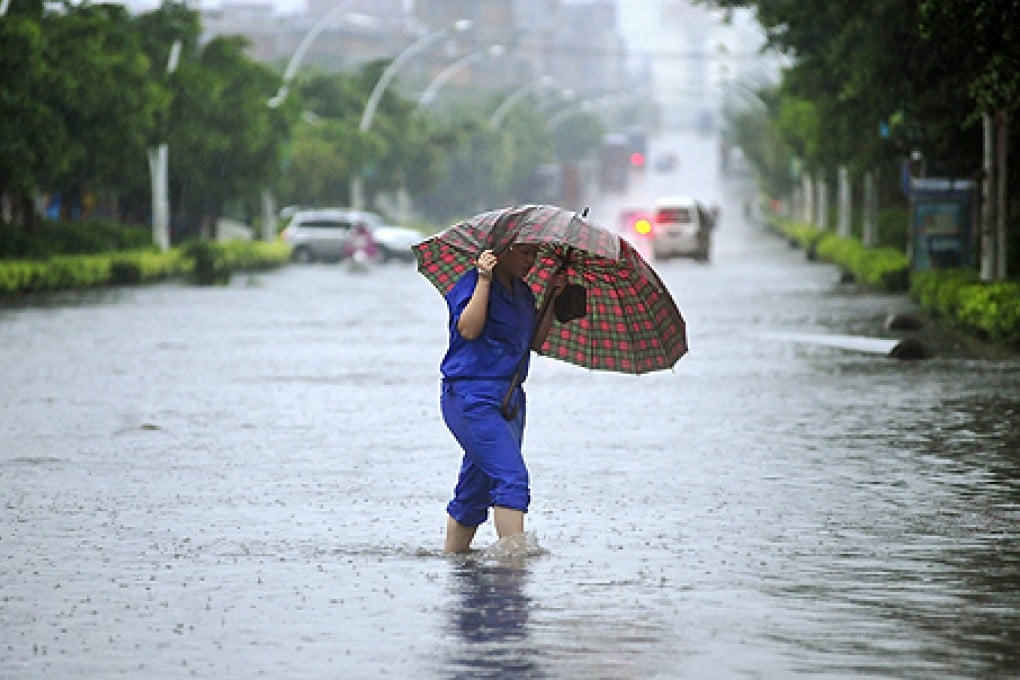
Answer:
[
  {"left": 919, "top": 0, "right": 1019, "bottom": 279},
  {"left": 277, "top": 65, "right": 448, "bottom": 212},
  {"left": 43, "top": 2, "right": 161, "bottom": 217},
  {"left": 552, "top": 110, "right": 603, "bottom": 164},
  {"left": 282, "top": 118, "right": 366, "bottom": 206},
  {"left": 165, "top": 35, "right": 288, "bottom": 240},
  {"left": 0, "top": 3, "right": 66, "bottom": 226},
  {"left": 722, "top": 85, "right": 798, "bottom": 200}
]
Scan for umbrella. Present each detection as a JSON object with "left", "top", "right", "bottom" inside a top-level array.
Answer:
[{"left": 414, "top": 204, "right": 688, "bottom": 376}]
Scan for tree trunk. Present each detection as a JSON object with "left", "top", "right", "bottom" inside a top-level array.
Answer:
[
  {"left": 995, "top": 110, "right": 1008, "bottom": 279},
  {"left": 981, "top": 114, "right": 997, "bottom": 281},
  {"left": 20, "top": 195, "right": 36, "bottom": 230}
]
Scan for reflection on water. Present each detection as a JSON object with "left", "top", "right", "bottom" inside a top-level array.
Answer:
[{"left": 444, "top": 544, "right": 544, "bottom": 680}]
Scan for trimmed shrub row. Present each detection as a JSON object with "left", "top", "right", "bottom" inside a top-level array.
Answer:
[
  {"left": 0, "top": 242, "right": 291, "bottom": 295},
  {"left": 0, "top": 250, "right": 175, "bottom": 294},
  {"left": 911, "top": 270, "right": 1020, "bottom": 347},
  {"left": 769, "top": 215, "right": 1020, "bottom": 349},
  {"left": 771, "top": 218, "right": 910, "bottom": 291}
]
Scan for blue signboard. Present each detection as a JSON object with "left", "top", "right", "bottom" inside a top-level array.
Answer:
[{"left": 908, "top": 178, "right": 974, "bottom": 271}]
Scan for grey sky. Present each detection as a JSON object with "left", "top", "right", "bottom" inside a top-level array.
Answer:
[{"left": 125, "top": 0, "right": 666, "bottom": 50}]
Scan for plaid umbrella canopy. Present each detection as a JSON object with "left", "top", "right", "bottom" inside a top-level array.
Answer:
[{"left": 414, "top": 204, "right": 688, "bottom": 375}]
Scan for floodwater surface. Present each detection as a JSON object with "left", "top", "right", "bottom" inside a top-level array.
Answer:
[{"left": 3, "top": 135, "right": 1019, "bottom": 679}]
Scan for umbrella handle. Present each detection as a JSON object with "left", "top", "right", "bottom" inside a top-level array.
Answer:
[
  {"left": 499, "top": 248, "right": 571, "bottom": 421},
  {"left": 500, "top": 373, "right": 522, "bottom": 421}
]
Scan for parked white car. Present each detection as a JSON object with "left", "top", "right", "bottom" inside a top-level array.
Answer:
[
  {"left": 280, "top": 208, "right": 419, "bottom": 263},
  {"left": 367, "top": 220, "right": 420, "bottom": 263}
]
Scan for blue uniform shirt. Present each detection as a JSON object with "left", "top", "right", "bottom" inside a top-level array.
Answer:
[{"left": 440, "top": 268, "right": 537, "bottom": 382}]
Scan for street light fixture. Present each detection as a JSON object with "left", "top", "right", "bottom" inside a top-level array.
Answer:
[
  {"left": 547, "top": 99, "right": 597, "bottom": 130},
  {"left": 416, "top": 44, "right": 505, "bottom": 111},
  {"left": 538, "top": 88, "right": 575, "bottom": 114},
  {"left": 267, "top": 2, "right": 377, "bottom": 108},
  {"left": 547, "top": 88, "right": 652, "bottom": 131},
  {"left": 487, "top": 75, "right": 554, "bottom": 130},
  {"left": 351, "top": 18, "right": 472, "bottom": 209},
  {"left": 261, "top": 4, "right": 376, "bottom": 240},
  {"left": 359, "top": 19, "right": 473, "bottom": 133}
]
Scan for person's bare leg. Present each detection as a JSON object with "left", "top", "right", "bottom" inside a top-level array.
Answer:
[
  {"left": 444, "top": 515, "right": 478, "bottom": 553},
  {"left": 493, "top": 506, "right": 524, "bottom": 539}
]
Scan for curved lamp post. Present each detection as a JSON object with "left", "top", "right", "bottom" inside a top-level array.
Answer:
[
  {"left": 416, "top": 44, "right": 505, "bottom": 111},
  {"left": 358, "top": 19, "right": 472, "bottom": 133},
  {"left": 267, "top": 1, "right": 376, "bottom": 108},
  {"left": 351, "top": 18, "right": 472, "bottom": 209},
  {"left": 547, "top": 88, "right": 655, "bottom": 130},
  {"left": 547, "top": 99, "right": 597, "bottom": 130},
  {"left": 262, "top": 4, "right": 374, "bottom": 239},
  {"left": 487, "top": 75, "right": 554, "bottom": 130},
  {"left": 538, "top": 88, "right": 575, "bottom": 114}
]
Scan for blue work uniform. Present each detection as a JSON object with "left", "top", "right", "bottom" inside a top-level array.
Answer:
[{"left": 440, "top": 268, "right": 538, "bottom": 527}]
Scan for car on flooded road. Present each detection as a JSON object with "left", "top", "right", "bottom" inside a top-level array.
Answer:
[
  {"left": 281, "top": 208, "right": 420, "bottom": 263},
  {"left": 650, "top": 196, "right": 717, "bottom": 262}
]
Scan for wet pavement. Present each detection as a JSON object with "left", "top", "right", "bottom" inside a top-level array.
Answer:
[{"left": 2, "top": 132, "right": 1019, "bottom": 678}]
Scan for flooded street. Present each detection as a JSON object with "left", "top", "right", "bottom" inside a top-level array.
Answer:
[{"left": 3, "top": 133, "right": 1019, "bottom": 678}]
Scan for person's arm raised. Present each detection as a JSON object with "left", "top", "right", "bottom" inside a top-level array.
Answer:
[{"left": 456, "top": 250, "right": 496, "bottom": 340}]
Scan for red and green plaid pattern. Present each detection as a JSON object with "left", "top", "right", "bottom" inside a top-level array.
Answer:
[
  {"left": 427, "top": 204, "right": 619, "bottom": 261},
  {"left": 414, "top": 205, "right": 688, "bottom": 375},
  {"left": 530, "top": 240, "right": 687, "bottom": 374}
]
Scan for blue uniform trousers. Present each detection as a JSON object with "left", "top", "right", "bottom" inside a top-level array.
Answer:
[{"left": 441, "top": 379, "right": 529, "bottom": 527}]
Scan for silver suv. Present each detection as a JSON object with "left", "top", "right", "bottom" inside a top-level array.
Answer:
[{"left": 280, "top": 208, "right": 420, "bottom": 263}]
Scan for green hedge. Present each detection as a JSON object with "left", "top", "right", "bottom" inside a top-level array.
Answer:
[
  {"left": 772, "top": 218, "right": 911, "bottom": 291},
  {"left": 815, "top": 233, "right": 911, "bottom": 290},
  {"left": 0, "top": 241, "right": 291, "bottom": 295},
  {"left": 911, "top": 270, "right": 1020, "bottom": 346},
  {"left": 778, "top": 220, "right": 827, "bottom": 250},
  {"left": 0, "top": 219, "right": 152, "bottom": 258},
  {"left": 109, "top": 250, "right": 185, "bottom": 284},
  {"left": 178, "top": 240, "right": 290, "bottom": 285},
  {"left": 770, "top": 216, "right": 1020, "bottom": 348}
]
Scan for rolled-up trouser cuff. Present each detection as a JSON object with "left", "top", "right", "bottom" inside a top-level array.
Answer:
[
  {"left": 447, "top": 499, "right": 488, "bottom": 528},
  {"left": 492, "top": 484, "right": 530, "bottom": 513}
]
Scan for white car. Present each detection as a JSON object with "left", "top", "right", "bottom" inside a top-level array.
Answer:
[
  {"left": 368, "top": 221, "right": 420, "bottom": 263},
  {"left": 280, "top": 208, "right": 419, "bottom": 263},
  {"left": 650, "top": 196, "right": 715, "bottom": 262}
]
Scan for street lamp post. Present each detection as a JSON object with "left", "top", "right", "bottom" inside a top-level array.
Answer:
[
  {"left": 538, "top": 88, "right": 576, "bottom": 114},
  {"left": 267, "top": 0, "right": 373, "bottom": 108},
  {"left": 262, "top": 4, "right": 375, "bottom": 241},
  {"left": 416, "top": 44, "right": 504, "bottom": 111},
  {"left": 547, "top": 90, "right": 646, "bottom": 130},
  {"left": 358, "top": 19, "right": 472, "bottom": 134},
  {"left": 547, "top": 99, "right": 597, "bottom": 131},
  {"left": 487, "top": 75, "right": 554, "bottom": 130},
  {"left": 147, "top": 39, "right": 180, "bottom": 252},
  {"left": 352, "top": 18, "right": 472, "bottom": 210}
]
